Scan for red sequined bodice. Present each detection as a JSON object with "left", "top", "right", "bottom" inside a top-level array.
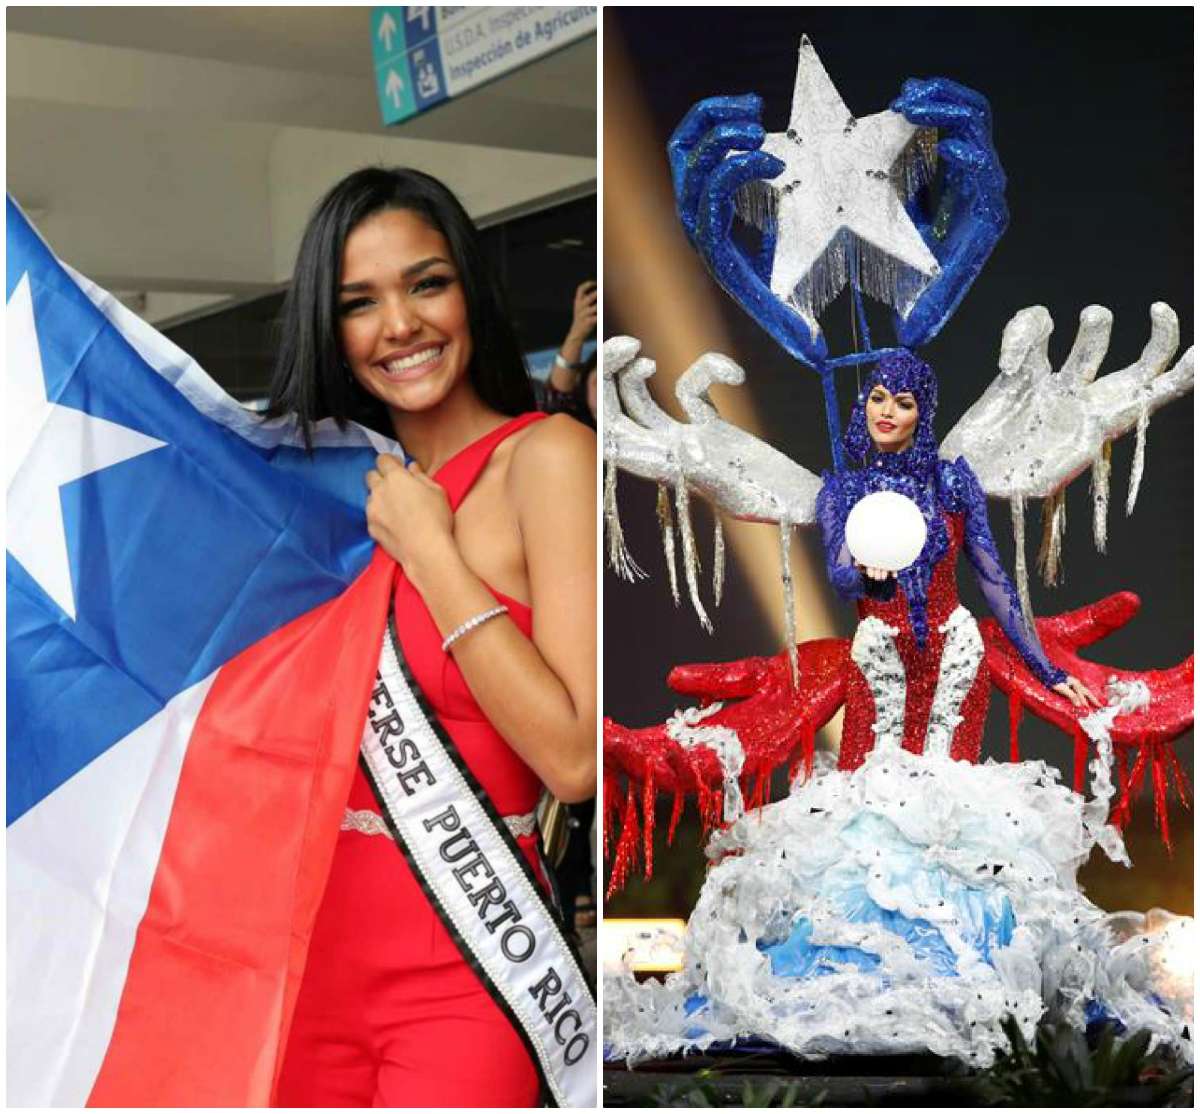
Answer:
[
  {"left": 857, "top": 513, "right": 964, "bottom": 631},
  {"left": 840, "top": 512, "right": 991, "bottom": 770}
]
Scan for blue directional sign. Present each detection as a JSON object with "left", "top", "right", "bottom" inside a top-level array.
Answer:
[
  {"left": 371, "top": 7, "right": 596, "bottom": 127},
  {"left": 409, "top": 39, "right": 448, "bottom": 111},
  {"left": 402, "top": 6, "right": 438, "bottom": 49},
  {"left": 372, "top": 8, "right": 416, "bottom": 125}
]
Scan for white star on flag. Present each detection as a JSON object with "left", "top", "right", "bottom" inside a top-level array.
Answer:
[
  {"left": 755, "top": 36, "right": 940, "bottom": 332},
  {"left": 6, "top": 272, "right": 166, "bottom": 620}
]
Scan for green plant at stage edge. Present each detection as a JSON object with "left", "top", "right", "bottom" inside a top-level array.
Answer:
[
  {"left": 969, "top": 1016, "right": 1193, "bottom": 1107},
  {"left": 647, "top": 1071, "right": 826, "bottom": 1108}
]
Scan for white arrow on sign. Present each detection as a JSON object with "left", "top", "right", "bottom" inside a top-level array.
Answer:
[
  {"left": 385, "top": 69, "right": 405, "bottom": 109},
  {"left": 377, "top": 11, "right": 396, "bottom": 53}
]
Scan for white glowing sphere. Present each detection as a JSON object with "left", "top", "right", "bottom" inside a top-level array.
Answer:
[{"left": 844, "top": 491, "right": 927, "bottom": 571}]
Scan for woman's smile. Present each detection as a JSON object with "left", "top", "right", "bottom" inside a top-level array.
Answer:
[{"left": 376, "top": 342, "right": 447, "bottom": 380}]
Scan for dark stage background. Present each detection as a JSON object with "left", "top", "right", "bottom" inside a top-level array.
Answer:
[{"left": 603, "top": 8, "right": 1193, "bottom": 918}]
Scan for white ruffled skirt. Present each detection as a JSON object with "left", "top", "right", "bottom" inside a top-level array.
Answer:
[{"left": 604, "top": 743, "right": 1192, "bottom": 1067}]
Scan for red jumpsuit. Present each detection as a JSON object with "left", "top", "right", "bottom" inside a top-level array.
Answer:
[
  {"left": 276, "top": 413, "right": 550, "bottom": 1107},
  {"left": 838, "top": 512, "right": 991, "bottom": 771}
]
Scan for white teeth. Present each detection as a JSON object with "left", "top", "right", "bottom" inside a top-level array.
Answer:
[{"left": 384, "top": 346, "right": 443, "bottom": 373}]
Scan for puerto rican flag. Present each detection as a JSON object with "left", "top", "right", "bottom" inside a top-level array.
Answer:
[{"left": 6, "top": 197, "right": 399, "bottom": 1105}]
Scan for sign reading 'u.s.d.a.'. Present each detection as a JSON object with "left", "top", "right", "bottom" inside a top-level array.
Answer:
[{"left": 371, "top": 6, "right": 596, "bottom": 126}]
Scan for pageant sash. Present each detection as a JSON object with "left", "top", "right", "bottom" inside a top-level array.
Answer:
[{"left": 359, "top": 618, "right": 596, "bottom": 1107}]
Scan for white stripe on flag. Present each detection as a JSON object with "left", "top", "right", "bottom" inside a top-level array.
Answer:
[
  {"left": 7, "top": 674, "right": 216, "bottom": 1107},
  {"left": 61, "top": 261, "right": 398, "bottom": 454}
]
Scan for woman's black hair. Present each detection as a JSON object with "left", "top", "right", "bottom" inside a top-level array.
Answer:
[{"left": 265, "top": 166, "right": 534, "bottom": 447}]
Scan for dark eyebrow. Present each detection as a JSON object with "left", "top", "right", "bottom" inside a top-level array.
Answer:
[
  {"left": 403, "top": 255, "right": 452, "bottom": 278},
  {"left": 339, "top": 256, "right": 452, "bottom": 293}
]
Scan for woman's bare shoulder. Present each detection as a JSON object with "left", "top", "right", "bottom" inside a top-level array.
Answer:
[
  {"left": 516, "top": 412, "right": 595, "bottom": 453},
  {"left": 507, "top": 413, "right": 595, "bottom": 491}
]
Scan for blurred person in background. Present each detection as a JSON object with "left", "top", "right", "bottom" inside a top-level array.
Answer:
[
  {"left": 533, "top": 279, "right": 597, "bottom": 427},
  {"left": 529, "top": 277, "right": 598, "bottom": 943}
]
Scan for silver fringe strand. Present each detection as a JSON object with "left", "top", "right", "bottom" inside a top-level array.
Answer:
[
  {"left": 779, "top": 519, "right": 798, "bottom": 689},
  {"left": 733, "top": 179, "right": 776, "bottom": 233},
  {"left": 895, "top": 126, "right": 939, "bottom": 203},
  {"left": 655, "top": 483, "right": 680, "bottom": 605},
  {"left": 1091, "top": 442, "right": 1112, "bottom": 554},
  {"left": 1126, "top": 403, "right": 1150, "bottom": 516},
  {"left": 1037, "top": 489, "right": 1067, "bottom": 587},
  {"left": 791, "top": 229, "right": 932, "bottom": 330},
  {"left": 675, "top": 478, "right": 712, "bottom": 633},
  {"left": 604, "top": 461, "right": 645, "bottom": 582},
  {"left": 713, "top": 515, "right": 726, "bottom": 609}
]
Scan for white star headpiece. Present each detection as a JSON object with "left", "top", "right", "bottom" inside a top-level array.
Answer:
[{"left": 736, "top": 36, "right": 940, "bottom": 336}]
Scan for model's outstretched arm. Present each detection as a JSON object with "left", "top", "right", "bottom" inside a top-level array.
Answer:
[{"left": 954, "top": 457, "right": 1105, "bottom": 707}]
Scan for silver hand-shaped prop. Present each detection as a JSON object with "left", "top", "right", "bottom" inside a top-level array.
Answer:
[
  {"left": 603, "top": 336, "right": 821, "bottom": 680},
  {"left": 941, "top": 302, "right": 1193, "bottom": 618}
]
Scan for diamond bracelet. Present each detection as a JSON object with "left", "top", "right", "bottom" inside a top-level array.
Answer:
[{"left": 441, "top": 604, "right": 509, "bottom": 652}]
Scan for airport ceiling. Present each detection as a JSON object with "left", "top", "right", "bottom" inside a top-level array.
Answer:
[
  {"left": 7, "top": 6, "right": 596, "bottom": 154},
  {"left": 8, "top": 7, "right": 597, "bottom": 320},
  {"left": 8, "top": 7, "right": 422, "bottom": 77}
]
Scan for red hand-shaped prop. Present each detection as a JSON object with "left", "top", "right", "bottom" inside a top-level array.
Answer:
[
  {"left": 981, "top": 592, "right": 1193, "bottom": 850},
  {"left": 603, "top": 640, "right": 848, "bottom": 897},
  {"left": 606, "top": 593, "right": 1193, "bottom": 895}
]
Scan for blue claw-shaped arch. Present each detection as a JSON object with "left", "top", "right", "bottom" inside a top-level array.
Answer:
[
  {"left": 890, "top": 77, "right": 1009, "bottom": 348},
  {"left": 669, "top": 94, "right": 829, "bottom": 370}
]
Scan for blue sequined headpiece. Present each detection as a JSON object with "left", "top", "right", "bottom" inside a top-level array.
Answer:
[{"left": 843, "top": 349, "right": 939, "bottom": 475}]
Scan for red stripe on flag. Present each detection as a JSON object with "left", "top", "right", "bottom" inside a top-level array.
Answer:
[{"left": 88, "top": 550, "right": 395, "bottom": 1107}]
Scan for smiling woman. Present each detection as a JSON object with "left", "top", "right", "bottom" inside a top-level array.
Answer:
[
  {"left": 263, "top": 167, "right": 597, "bottom": 1107},
  {"left": 338, "top": 212, "right": 474, "bottom": 416},
  {"left": 267, "top": 167, "right": 535, "bottom": 445}
]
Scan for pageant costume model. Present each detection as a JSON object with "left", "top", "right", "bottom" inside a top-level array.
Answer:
[
  {"left": 602, "top": 40, "right": 1193, "bottom": 1067},
  {"left": 820, "top": 350, "right": 1073, "bottom": 772},
  {"left": 269, "top": 169, "right": 596, "bottom": 1107}
]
